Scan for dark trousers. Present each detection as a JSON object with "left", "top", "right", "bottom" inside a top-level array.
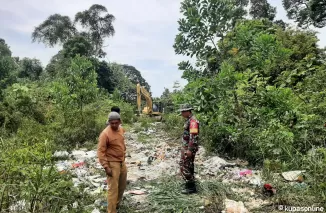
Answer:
[{"left": 179, "top": 147, "right": 197, "bottom": 182}]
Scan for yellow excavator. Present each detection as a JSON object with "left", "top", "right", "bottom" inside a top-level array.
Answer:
[{"left": 136, "top": 83, "right": 163, "bottom": 121}]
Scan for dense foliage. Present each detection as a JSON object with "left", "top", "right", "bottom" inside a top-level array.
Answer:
[
  {"left": 0, "top": 4, "right": 150, "bottom": 211},
  {"left": 164, "top": 0, "right": 326, "bottom": 203}
]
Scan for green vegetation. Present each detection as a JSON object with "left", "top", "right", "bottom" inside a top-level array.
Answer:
[
  {"left": 157, "top": 0, "right": 326, "bottom": 205},
  {"left": 0, "top": 4, "right": 148, "bottom": 211},
  {"left": 1, "top": 0, "right": 326, "bottom": 212}
]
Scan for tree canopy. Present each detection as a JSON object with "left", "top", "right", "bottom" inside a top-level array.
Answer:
[
  {"left": 283, "top": 0, "right": 326, "bottom": 28},
  {"left": 32, "top": 4, "right": 115, "bottom": 57}
]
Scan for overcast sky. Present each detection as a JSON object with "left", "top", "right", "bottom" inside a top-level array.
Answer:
[{"left": 1, "top": 0, "right": 325, "bottom": 97}]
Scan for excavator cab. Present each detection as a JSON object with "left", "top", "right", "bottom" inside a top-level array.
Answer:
[{"left": 152, "top": 102, "right": 163, "bottom": 113}]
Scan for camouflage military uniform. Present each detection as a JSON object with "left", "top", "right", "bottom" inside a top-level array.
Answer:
[{"left": 179, "top": 115, "right": 199, "bottom": 182}]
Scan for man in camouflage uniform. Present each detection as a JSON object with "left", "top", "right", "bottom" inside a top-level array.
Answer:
[{"left": 179, "top": 104, "right": 199, "bottom": 194}]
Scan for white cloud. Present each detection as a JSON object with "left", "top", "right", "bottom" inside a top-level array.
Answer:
[{"left": 0, "top": 0, "right": 325, "bottom": 97}]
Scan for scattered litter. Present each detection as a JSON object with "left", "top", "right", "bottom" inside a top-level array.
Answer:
[
  {"left": 239, "top": 169, "right": 252, "bottom": 177},
  {"left": 86, "top": 150, "right": 97, "bottom": 158},
  {"left": 72, "top": 161, "right": 85, "bottom": 168},
  {"left": 202, "top": 156, "right": 234, "bottom": 175},
  {"left": 9, "top": 200, "right": 26, "bottom": 212},
  {"left": 249, "top": 175, "right": 262, "bottom": 186},
  {"left": 100, "top": 201, "right": 108, "bottom": 207},
  {"left": 147, "top": 156, "right": 155, "bottom": 165},
  {"left": 263, "top": 184, "right": 276, "bottom": 196},
  {"left": 71, "top": 150, "right": 87, "bottom": 159},
  {"left": 94, "top": 199, "right": 102, "bottom": 206},
  {"left": 297, "top": 175, "right": 304, "bottom": 183},
  {"left": 53, "top": 151, "right": 69, "bottom": 158},
  {"left": 281, "top": 170, "right": 305, "bottom": 181},
  {"left": 90, "top": 187, "right": 102, "bottom": 195},
  {"left": 293, "top": 182, "right": 308, "bottom": 190},
  {"left": 126, "top": 190, "right": 146, "bottom": 195},
  {"left": 204, "top": 199, "right": 212, "bottom": 206},
  {"left": 56, "top": 161, "right": 68, "bottom": 172},
  {"left": 91, "top": 208, "right": 101, "bottom": 213},
  {"left": 72, "top": 201, "right": 78, "bottom": 208},
  {"left": 224, "top": 199, "right": 249, "bottom": 213}
]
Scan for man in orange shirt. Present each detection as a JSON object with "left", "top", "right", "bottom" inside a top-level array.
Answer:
[{"left": 98, "top": 112, "right": 127, "bottom": 213}]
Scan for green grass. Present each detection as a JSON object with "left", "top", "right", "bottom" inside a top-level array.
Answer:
[{"left": 115, "top": 176, "right": 246, "bottom": 213}]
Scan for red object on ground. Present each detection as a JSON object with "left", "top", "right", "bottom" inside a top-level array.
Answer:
[
  {"left": 72, "top": 162, "right": 85, "bottom": 168},
  {"left": 263, "top": 183, "right": 276, "bottom": 195},
  {"left": 264, "top": 183, "right": 272, "bottom": 190}
]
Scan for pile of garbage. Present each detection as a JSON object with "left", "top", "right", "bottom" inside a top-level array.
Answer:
[
  {"left": 54, "top": 150, "right": 108, "bottom": 195},
  {"left": 125, "top": 136, "right": 181, "bottom": 182}
]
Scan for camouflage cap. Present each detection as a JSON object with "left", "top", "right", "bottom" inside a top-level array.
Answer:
[{"left": 178, "top": 103, "right": 194, "bottom": 112}]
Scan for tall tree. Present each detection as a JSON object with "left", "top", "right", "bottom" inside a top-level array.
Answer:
[
  {"left": 174, "top": 0, "right": 249, "bottom": 80},
  {"left": 282, "top": 0, "right": 326, "bottom": 28},
  {"left": 75, "top": 4, "right": 115, "bottom": 57},
  {"left": 0, "top": 39, "right": 17, "bottom": 98},
  {"left": 250, "top": 0, "right": 276, "bottom": 21},
  {"left": 32, "top": 14, "right": 76, "bottom": 47},
  {"left": 32, "top": 4, "right": 115, "bottom": 57},
  {"left": 121, "top": 65, "right": 151, "bottom": 92},
  {"left": 0, "top": 38, "right": 12, "bottom": 56}
]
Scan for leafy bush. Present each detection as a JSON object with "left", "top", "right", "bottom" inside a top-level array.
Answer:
[
  {"left": 0, "top": 135, "right": 93, "bottom": 212},
  {"left": 162, "top": 113, "right": 184, "bottom": 138}
]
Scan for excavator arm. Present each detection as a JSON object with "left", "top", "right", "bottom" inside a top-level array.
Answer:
[
  {"left": 137, "top": 83, "right": 142, "bottom": 114},
  {"left": 136, "top": 83, "right": 153, "bottom": 114}
]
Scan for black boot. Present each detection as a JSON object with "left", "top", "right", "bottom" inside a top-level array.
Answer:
[{"left": 181, "top": 181, "right": 197, "bottom": 194}]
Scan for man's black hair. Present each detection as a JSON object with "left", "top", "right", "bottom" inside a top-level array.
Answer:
[{"left": 111, "top": 106, "right": 120, "bottom": 114}]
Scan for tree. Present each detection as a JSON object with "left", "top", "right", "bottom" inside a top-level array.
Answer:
[
  {"left": 32, "top": 14, "right": 76, "bottom": 47},
  {"left": 18, "top": 58, "right": 43, "bottom": 81},
  {"left": 52, "top": 55, "right": 98, "bottom": 122},
  {"left": 32, "top": 4, "right": 115, "bottom": 57},
  {"left": 109, "top": 63, "right": 135, "bottom": 102},
  {"left": 250, "top": 0, "right": 276, "bottom": 21},
  {"left": 44, "top": 51, "right": 70, "bottom": 78},
  {"left": 0, "top": 39, "right": 17, "bottom": 98},
  {"left": 282, "top": 0, "right": 326, "bottom": 28},
  {"left": 75, "top": 4, "right": 115, "bottom": 57},
  {"left": 62, "top": 36, "right": 93, "bottom": 58},
  {"left": 121, "top": 65, "right": 151, "bottom": 92},
  {"left": 92, "top": 60, "right": 116, "bottom": 93},
  {"left": 0, "top": 38, "right": 12, "bottom": 57},
  {"left": 174, "top": 0, "right": 249, "bottom": 79}
]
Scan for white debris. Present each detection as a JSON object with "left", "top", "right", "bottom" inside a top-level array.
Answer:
[
  {"left": 249, "top": 175, "right": 262, "bottom": 186},
  {"left": 53, "top": 151, "right": 69, "bottom": 158},
  {"left": 9, "top": 200, "right": 26, "bottom": 212},
  {"left": 71, "top": 150, "right": 87, "bottom": 160},
  {"left": 72, "top": 201, "right": 78, "bottom": 208},
  {"left": 224, "top": 199, "right": 249, "bottom": 213},
  {"left": 55, "top": 161, "right": 70, "bottom": 172},
  {"left": 90, "top": 187, "right": 102, "bottom": 195},
  {"left": 203, "top": 156, "right": 234, "bottom": 175},
  {"left": 281, "top": 170, "right": 305, "bottom": 181},
  {"left": 86, "top": 150, "right": 97, "bottom": 158},
  {"left": 91, "top": 208, "right": 101, "bottom": 213}
]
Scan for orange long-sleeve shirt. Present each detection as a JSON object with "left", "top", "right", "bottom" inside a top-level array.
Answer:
[{"left": 97, "top": 126, "right": 126, "bottom": 169}]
